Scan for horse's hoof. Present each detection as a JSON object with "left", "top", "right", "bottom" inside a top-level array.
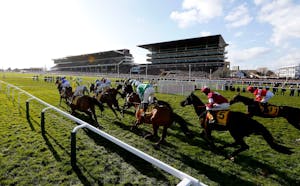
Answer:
[{"left": 226, "top": 155, "right": 235, "bottom": 161}]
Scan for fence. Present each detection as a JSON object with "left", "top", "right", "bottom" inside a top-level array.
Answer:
[
  {"left": 157, "top": 79, "right": 226, "bottom": 95},
  {"left": 0, "top": 80, "right": 206, "bottom": 186}
]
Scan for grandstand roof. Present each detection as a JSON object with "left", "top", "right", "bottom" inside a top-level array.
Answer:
[
  {"left": 138, "top": 35, "right": 227, "bottom": 50},
  {"left": 53, "top": 49, "right": 132, "bottom": 63}
]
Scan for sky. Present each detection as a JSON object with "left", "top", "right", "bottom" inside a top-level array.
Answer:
[{"left": 0, "top": 0, "right": 300, "bottom": 71}]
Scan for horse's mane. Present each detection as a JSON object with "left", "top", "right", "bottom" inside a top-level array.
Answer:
[
  {"left": 190, "top": 93, "right": 205, "bottom": 106},
  {"left": 155, "top": 100, "right": 173, "bottom": 111}
]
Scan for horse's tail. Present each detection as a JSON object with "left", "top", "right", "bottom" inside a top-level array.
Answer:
[
  {"left": 172, "top": 112, "right": 194, "bottom": 138},
  {"left": 283, "top": 107, "right": 300, "bottom": 130},
  {"left": 255, "top": 122, "right": 293, "bottom": 154}
]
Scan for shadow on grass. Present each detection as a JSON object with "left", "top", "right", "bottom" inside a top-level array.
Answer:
[
  {"left": 83, "top": 130, "right": 171, "bottom": 184},
  {"left": 71, "top": 164, "right": 92, "bottom": 186},
  {"left": 234, "top": 154, "right": 299, "bottom": 185},
  {"left": 41, "top": 132, "right": 62, "bottom": 162},
  {"left": 26, "top": 116, "right": 36, "bottom": 131},
  {"left": 179, "top": 154, "right": 255, "bottom": 186}
]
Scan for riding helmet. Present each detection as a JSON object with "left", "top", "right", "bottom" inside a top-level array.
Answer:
[{"left": 201, "top": 87, "right": 210, "bottom": 94}]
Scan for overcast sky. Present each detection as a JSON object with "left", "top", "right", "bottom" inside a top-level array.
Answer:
[{"left": 0, "top": 0, "right": 300, "bottom": 71}]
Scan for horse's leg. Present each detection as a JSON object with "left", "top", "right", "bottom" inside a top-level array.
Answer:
[
  {"left": 108, "top": 103, "right": 119, "bottom": 119},
  {"left": 90, "top": 106, "right": 99, "bottom": 126},
  {"left": 156, "top": 125, "right": 168, "bottom": 146},
  {"left": 228, "top": 139, "right": 249, "bottom": 160},
  {"left": 200, "top": 125, "right": 216, "bottom": 148},
  {"left": 145, "top": 124, "right": 159, "bottom": 140}
]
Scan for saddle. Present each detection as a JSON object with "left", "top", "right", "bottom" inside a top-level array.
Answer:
[
  {"left": 206, "top": 110, "right": 230, "bottom": 126},
  {"left": 72, "top": 96, "right": 81, "bottom": 105}
]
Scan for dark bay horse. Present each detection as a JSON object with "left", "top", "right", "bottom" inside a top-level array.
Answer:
[
  {"left": 134, "top": 100, "right": 193, "bottom": 147},
  {"left": 180, "top": 93, "right": 293, "bottom": 159},
  {"left": 55, "top": 80, "right": 72, "bottom": 106},
  {"left": 121, "top": 92, "right": 141, "bottom": 116},
  {"left": 90, "top": 84, "right": 123, "bottom": 119},
  {"left": 120, "top": 83, "right": 140, "bottom": 116},
  {"left": 70, "top": 95, "right": 104, "bottom": 128},
  {"left": 94, "top": 89, "right": 121, "bottom": 119},
  {"left": 230, "top": 94, "right": 300, "bottom": 130}
]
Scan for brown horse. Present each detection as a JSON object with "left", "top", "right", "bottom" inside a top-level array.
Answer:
[
  {"left": 90, "top": 84, "right": 123, "bottom": 118},
  {"left": 94, "top": 89, "right": 121, "bottom": 119},
  {"left": 121, "top": 92, "right": 141, "bottom": 116},
  {"left": 134, "top": 100, "right": 193, "bottom": 147},
  {"left": 229, "top": 94, "right": 300, "bottom": 130},
  {"left": 181, "top": 93, "right": 293, "bottom": 159},
  {"left": 55, "top": 80, "right": 72, "bottom": 106},
  {"left": 120, "top": 83, "right": 140, "bottom": 116},
  {"left": 70, "top": 95, "right": 104, "bottom": 127}
]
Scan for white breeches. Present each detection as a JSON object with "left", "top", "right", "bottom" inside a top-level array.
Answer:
[
  {"left": 74, "top": 85, "right": 88, "bottom": 96},
  {"left": 206, "top": 103, "right": 230, "bottom": 111},
  {"left": 141, "top": 87, "right": 155, "bottom": 103}
]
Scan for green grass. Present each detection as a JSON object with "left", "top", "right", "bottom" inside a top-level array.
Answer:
[{"left": 0, "top": 72, "right": 300, "bottom": 186}]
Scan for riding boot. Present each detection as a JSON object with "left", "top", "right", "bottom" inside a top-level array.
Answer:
[
  {"left": 139, "top": 103, "right": 146, "bottom": 117},
  {"left": 262, "top": 102, "right": 269, "bottom": 113},
  {"left": 143, "top": 103, "right": 148, "bottom": 112}
]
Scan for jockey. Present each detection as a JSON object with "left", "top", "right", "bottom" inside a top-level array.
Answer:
[
  {"left": 61, "top": 78, "right": 71, "bottom": 96},
  {"left": 95, "top": 78, "right": 111, "bottom": 93},
  {"left": 247, "top": 86, "right": 274, "bottom": 113},
  {"left": 75, "top": 77, "right": 82, "bottom": 86},
  {"left": 71, "top": 85, "right": 89, "bottom": 103},
  {"left": 73, "top": 85, "right": 89, "bottom": 96},
  {"left": 134, "top": 81, "right": 155, "bottom": 115},
  {"left": 201, "top": 86, "right": 230, "bottom": 123}
]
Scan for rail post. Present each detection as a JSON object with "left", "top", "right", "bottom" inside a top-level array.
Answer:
[
  {"left": 41, "top": 107, "right": 53, "bottom": 134},
  {"left": 26, "top": 98, "right": 34, "bottom": 120}
]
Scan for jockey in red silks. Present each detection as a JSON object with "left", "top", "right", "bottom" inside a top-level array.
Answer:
[
  {"left": 201, "top": 86, "right": 230, "bottom": 123},
  {"left": 247, "top": 86, "right": 274, "bottom": 113},
  {"left": 247, "top": 86, "right": 274, "bottom": 103}
]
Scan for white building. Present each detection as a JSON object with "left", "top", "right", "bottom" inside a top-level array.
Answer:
[{"left": 277, "top": 64, "right": 300, "bottom": 79}]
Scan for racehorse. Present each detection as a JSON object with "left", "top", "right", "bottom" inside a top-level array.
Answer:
[
  {"left": 229, "top": 94, "right": 300, "bottom": 130},
  {"left": 94, "top": 89, "right": 122, "bottom": 119},
  {"left": 120, "top": 83, "right": 140, "bottom": 116},
  {"left": 134, "top": 100, "right": 193, "bottom": 147},
  {"left": 180, "top": 93, "right": 293, "bottom": 159},
  {"left": 70, "top": 95, "right": 104, "bottom": 128},
  {"left": 55, "top": 80, "right": 72, "bottom": 106}
]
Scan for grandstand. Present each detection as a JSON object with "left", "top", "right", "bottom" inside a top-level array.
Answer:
[
  {"left": 51, "top": 49, "right": 134, "bottom": 73},
  {"left": 138, "top": 35, "right": 230, "bottom": 77}
]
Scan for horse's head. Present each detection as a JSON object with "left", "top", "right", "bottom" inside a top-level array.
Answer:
[
  {"left": 116, "top": 84, "right": 122, "bottom": 91},
  {"left": 181, "top": 93, "right": 206, "bottom": 117},
  {"left": 181, "top": 93, "right": 197, "bottom": 107},
  {"left": 127, "top": 93, "right": 141, "bottom": 104},
  {"left": 90, "top": 83, "right": 95, "bottom": 92},
  {"left": 229, "top": 93, "right": 241, "bottom": 105},
  {"left": 229, "top": 93, "right": 254, "bottom": 106},
  {"left": 123, "top": 84, "right": 133, "bottom": 95}
]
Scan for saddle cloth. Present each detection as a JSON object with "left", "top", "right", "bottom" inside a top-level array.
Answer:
[
  {"left": 72, "top": 96, "right": 81, "bottom": 105},
  {"left": 257, "top": 103, "right": 279, "bottom": 117},
  {"left": 206, "top": 110, "right": 230, "bottom": 126}
]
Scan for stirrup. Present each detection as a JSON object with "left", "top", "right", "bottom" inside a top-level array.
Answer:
[{"left": 208, "top": 119, "right": 215, "bottom": 124}]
